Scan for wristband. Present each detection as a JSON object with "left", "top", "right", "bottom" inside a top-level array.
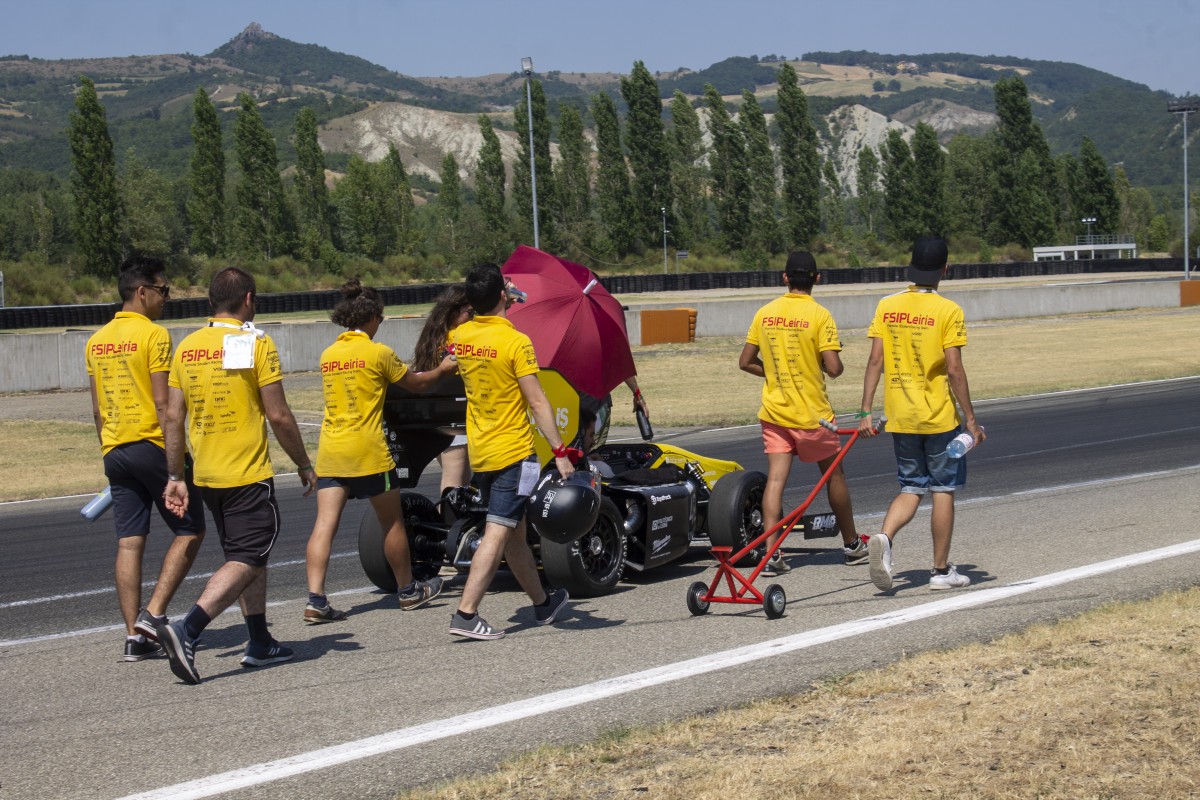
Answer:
[
  {"left": 167, "top": 473, "right": 184, "bottom": 482},
  {"left": 855, "top": 411, "right": 871, "bottom": 419},
  {"left": 551, "top": 444, "right": 568, "bottom": 459},
  {"left": 298, "top": 464, "right": 314, "bottom": 473},
  {"left": 633, "top": 388, "right": 642, "bottom": 399}
]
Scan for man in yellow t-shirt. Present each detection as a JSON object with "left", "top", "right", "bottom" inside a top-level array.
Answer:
[
  {"left": 446, "top": 263, "right": 575, "bottom": 640},
  {"left": 740, "top": 250, "right": 863, "bottom": 577},
  {"left": 859, "top": 236, "right": 986, "bottom": 593},
  {"left": 85, "top": 256, "right": 206, "bottom": 663},
  {"left": 157, "top": 267, "right": 318, "bottom": 684}
]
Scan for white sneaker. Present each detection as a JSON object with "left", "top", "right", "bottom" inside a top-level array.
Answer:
[
  {"left": 929, "top": 564, "right": 970, "bottom": 590},
  {"left": 868, "top": 534, "right": 893, "bottom": 590}
]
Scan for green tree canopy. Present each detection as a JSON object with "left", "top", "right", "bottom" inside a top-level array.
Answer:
[
  {"left": 67, "top": 75, "right": 122, "bottom": 275},
  {"left": 186, "top": 86, "right": 225, "bottom": 257}
]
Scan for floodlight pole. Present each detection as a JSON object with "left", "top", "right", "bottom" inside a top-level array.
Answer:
[
  {"left": 522, "top": 57, "right": 539, "bottom": 250},
  {"left": 661, "top": 207, "right": 669, "bottom": 274},
  {"left": 1168, "top": 97, "right": 1200, "bottom": 279},
  {"left": 1081, "top": 216, "right": 1096, "bottom": 244}
]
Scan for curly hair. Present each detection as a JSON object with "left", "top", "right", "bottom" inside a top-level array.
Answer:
[
  {"left": 412, "top": 284, "right": 469, "bottom": 371},
  {"left": 330, "top": 278, "right": 384, "bottom": 330}
]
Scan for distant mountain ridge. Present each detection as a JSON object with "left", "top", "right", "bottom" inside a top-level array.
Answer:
[{"left": 0, "top": 24, "right": 1182, "bottom": 190}]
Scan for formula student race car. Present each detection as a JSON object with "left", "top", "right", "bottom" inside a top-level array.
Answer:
[{"left": 356, "top": 369, "right": 787, "bottom": 598}]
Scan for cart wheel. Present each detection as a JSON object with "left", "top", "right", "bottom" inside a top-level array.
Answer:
[
  {"left": 686, "top": 581, "right": 711, "bottom": 616},
  {"left": 763, "top": 584, "right": 786, "bottom": 619}
]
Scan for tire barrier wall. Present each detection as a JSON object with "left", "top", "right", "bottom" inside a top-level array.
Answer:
[{"left": 0, "top": 258, "right": 1179, "bottom": 332}]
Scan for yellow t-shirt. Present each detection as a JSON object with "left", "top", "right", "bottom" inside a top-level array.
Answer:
[
  {"left": 316, "top": 330, "right": 408, "bottom": 478},
  {"left": 450, "top": 315, "right": 540, "bottom": 472},
  {"left": 85, "top": 311, "right": 172, "bottom": 454},
  {"left": 168, "top": 319, "right": 283, "bottom": 488},
  {"left": 745, "top": 293, "right": 841, "bottom": 430},
  {"left": 867, "top": 287, "right": 968, "bottom": 434}
]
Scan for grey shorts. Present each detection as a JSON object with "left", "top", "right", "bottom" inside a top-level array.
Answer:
[{"left": 103, "top": 440, "right": 204, "bottom": 538}]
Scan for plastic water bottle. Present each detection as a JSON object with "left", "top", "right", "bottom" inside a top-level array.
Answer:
[
  {"left": 635, "top": 405, "right": 654, "bottom": 441},
  {"left": 81, "top": 486, "right": 113, "bottom": 521},
  {"left": 945, "top": 428, "right": 983, "bottom": 459}
]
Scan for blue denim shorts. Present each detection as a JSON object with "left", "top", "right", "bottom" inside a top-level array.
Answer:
[
  {"left": 473, "top": 455, "right": 540, "bottom": 528},
  {"left": 891, "top": 428, "right": 966, "bottom": 495}
]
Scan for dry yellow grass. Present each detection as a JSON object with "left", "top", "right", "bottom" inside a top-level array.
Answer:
[{"left": 399, "top": 588, "right": 1200, "bottom": 800}]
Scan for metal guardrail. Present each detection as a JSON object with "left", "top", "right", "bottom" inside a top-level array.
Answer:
[{"left": 0, "top": 258, "right": 1181, "bottom": 331}]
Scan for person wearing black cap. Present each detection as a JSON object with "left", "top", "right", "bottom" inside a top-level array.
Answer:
[
  {"left": 858, "top": 236, "right": 985, "bottom": 591},
  {"left": 739, "top": 251, "right": 864, "bottom": 577}
]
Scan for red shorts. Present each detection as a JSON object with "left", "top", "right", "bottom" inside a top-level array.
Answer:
[{"left": 760, "top": 420, "right": 840, "bottom": 462}]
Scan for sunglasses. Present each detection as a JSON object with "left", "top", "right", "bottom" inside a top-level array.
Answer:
[{"left": 141, "top": 284, "right": 171, "bottom": 299}]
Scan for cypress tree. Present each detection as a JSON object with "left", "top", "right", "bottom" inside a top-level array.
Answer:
[
  {"left": 513, "top": 78, "right": 554, "bottom": 249},
  {"left": 911, "top": 122, "right": 947, "bottom": 236},
  {"left": 187, "top": 86, "right": 225, "bottom": 257},
  {"left": 475, "top": 115, "right": 508, "bottom": 243},
  {"left": 944, "top": 133, "right": 993, "bottom": 239},
  {"left": 855, "top": 145, "right": 883, "bottom": 236},
  {"left": 776, "top": 63, "right": 821, "bottom": 248},
  {"left": 67, "top": 75, "right": 122, "bottom": 275},
  {"left": 704, "top": 84, "right": 750, "bottom": 253},
  {"left": 592, "top": 92, "right": 634, "bottom": 257},
  {"left": 293, "top": 107, "right": 330, "bottom": 255},
  {"left": 233, "top": 92, "right": 292, "bottom": 259},
  {"left": 379, "top": 143, "right": 418, "bottom": 255},
  {"left": 331, "top": 154, "right": 380, "bottom": 258},
  {"left": 668, "top": 90, "right": 708, "bottom": 247},
  {"left": 120, "top": 148, "right": 174, "bottom": 258},
  {"left": 620, "top": 61, "right": 672, "bottom": 251},
  {"left": 1074, "top": 136, "right": 1121, "bottom": 235},
  {"left": 821, "top": 160, "right": 846, "bottom": 243},
  {"left": 740, "top": 90, "right": 780, "bottom": 261},
  {"left": 552, "top": 104, "right": 592, "bottom": 260},
  {"left": 436, "top": 152, "right": 463, "bottom": 256},
  {"left": 882, "top": 129, "right": 920, "bottom": 244},
  {"left": 989, "top": 76, "right": 1055, "bottom": 247}
]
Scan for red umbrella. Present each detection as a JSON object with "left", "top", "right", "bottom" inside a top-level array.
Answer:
[{"left": 501, "top": 245, "right": 636, "bottom": 399}]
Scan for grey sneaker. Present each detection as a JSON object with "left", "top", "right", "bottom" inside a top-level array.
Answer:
[
  {"left": 868, "top": 533, "right": 894, "bottom": 590},
  {"left": 240, "top": 640, "right": 295, "bottom": 668},
  {"left": 761, "top": 556, "right": 792, "bottom": 578},
  {"left": 159, "top": 620, "right": 200, "bottom": 685},
  {"left": 303, "top": 602, "right": 347, "bottom": 624},
  {"left": 449, "top": 611, "right": 505, "bottom": 640},
  {"left": 929, "top": 564, "right": 971, "bottom": 590},
  {"left": 123, "top": 638, "right": 163, "bottom": 662},
  {"left": 533, "top": 587, "right": 569, "bottom": 625},
  {"left": 843, "top": 537, "right": 870, "bottom": 565},
  {"left": 134, "top": 608, "right": 165, "bottom": 641},
  {"left": 399, "top": 577, "right": 445, "bottom": 610}
]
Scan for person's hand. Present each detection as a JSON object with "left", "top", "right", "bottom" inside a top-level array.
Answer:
[
  {"left": 633, "top": 391, "right": 649, "bottom": 419},
  {"left": 164, "top": 480, "right": 189, "bottom": 518},
  {"left": 439, "top": 353, "right": 458, "bottom": 374},
  {"left": 966, "top": 419, "right": 986, "bottom": 447},
  {"left": 298, "top": 465, "right": 319, "bottom": 496},
  {"left": 858, "top": 412, "right": 877, "bottom": 437},
  {"left": 554, "top": 455, "right": 575, "bottom": 480}
]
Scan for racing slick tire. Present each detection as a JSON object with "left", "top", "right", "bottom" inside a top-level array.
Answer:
[
  {"left": 358, "top": 492, "right": 441, "bottom": 592},
  {"left": 686, "top": 581, "right": 711, "bottom": 616},
  {"left": 707, "top": 470, "right": 767, "bottom": 563},
  {"left": 763, "top": 583, "right": 787, "bottom": 619},
  {"left": 540, "top": 496, "right": 627, "bottom": 598}
]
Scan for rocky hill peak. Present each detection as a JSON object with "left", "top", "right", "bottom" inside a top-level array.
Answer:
[{"left": 226, "top": 22, "right": 277, "bottom": 54}]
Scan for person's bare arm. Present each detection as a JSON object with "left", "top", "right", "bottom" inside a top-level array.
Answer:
[
  {"left": 518, "top": 373, "right": 574, "bottom": 479},
  {"left": 738, "top": 343, "right": 764, "bottom": 378},
  {"left": 260, "top": 381, "right": 318, "bottom": 495},
  {"left": 820, "top": 350, "right": 844, "bottom": 378},
  {"left": 163, "top": 386, "right": 189, "bottom": 517},
  {"left": 395, "top": 354, "right": 457, "bottom": 393},
  {"left": 88, "top": 378, "right": 103, "bottom": 444},
  {"left": 945, "top": 346, "right": 985, "bottom": 445},
  {"left": 858, "top": 338, "right": 884, "bottom": 436},
  {"left": 150, "top": 371, "right": 169, "bottom": 433},
  {"left": 625, "top": 376, "right": 649, "bottom": 418}
]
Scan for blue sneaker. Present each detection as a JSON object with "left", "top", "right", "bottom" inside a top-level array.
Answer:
[
  {"left": 240, "top": 640, "right": 294, "bottom": 668},
  {"left": 158, "top": 620, "right": 200, "bottom": 685},
  {"left": 533, "top": 587, "right": 569, "bottom": 625}
]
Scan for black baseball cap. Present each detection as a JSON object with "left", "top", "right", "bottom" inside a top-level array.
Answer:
[
  {"left": 784, "top": 250, "right": 818, "bottom": 283},
  {"left": 908, "top": 236, "right": 948, "bottom": 284}
]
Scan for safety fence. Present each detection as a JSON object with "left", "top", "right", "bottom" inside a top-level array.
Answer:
[{"left": 0, "top": 258, "right": 1180, "bottom": 331}]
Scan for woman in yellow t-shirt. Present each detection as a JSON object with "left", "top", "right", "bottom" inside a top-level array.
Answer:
[
  {"left": 304, "top": 279, "right": 456, "bottom": 623},
  {"left": 411, "top": 285, "right": 473, "bottom": 492}
]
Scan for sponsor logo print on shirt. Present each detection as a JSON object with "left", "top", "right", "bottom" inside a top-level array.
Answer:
[
  {"left": 882, "top": 311, "right": 936, "bottom": 327},
  {"left": 90, "top": 341, "right": 138, "bottom": 356},
  {"left": 322, "top": 359, "right": 367, "bottom": 373}
]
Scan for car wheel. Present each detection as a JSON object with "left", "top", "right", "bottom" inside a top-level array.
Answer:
[
  {"left": 358, "top": 492, "right": 440, "bottom": 592},
  {"left": 686, "top": 581, "right": 711, "bottom": 616},
  {"left": 540, "top": 496, "right": 626, "bottom": 598},
  {"left": 707, "top": 470, "right": 766, "bottom": 562}
]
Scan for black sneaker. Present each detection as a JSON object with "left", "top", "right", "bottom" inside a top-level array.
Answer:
[
  {"left": 240, "top": 640, "right": 295, "bottom": 668},
  {"left": 134, "top": 608, "right": 166, "bottom": 641},
  {"left": 123, "top": 638, "right": 163, "bottom": 662},
  {"left": 158, "top": 620, "right": 200, "bottom": 685},
  {"left": 399, "top": 577, "right": 445, "bottom": 610},
  {"left": 449, "top": 611, "right": 505, "bottom": 640},
  {"left": 533, "top": 587, "right": 569, "bottom": 625}
]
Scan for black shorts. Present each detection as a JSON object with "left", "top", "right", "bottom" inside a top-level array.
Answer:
[
  {"left": 201, "top": 479, "right": 280, "bottom": 568},
  {"left": 102, "top": 440, "right": 204, "bottom": 538},
  {"left": 316, "top": 468, "right": 401, "bottom": 499}
]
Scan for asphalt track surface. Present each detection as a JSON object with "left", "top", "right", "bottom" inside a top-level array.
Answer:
[{"left": 2, "top": 377, "right": 1199, "bottom": 799}]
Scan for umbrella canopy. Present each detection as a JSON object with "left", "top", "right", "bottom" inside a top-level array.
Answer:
[{"left": 501, "top": 245, "right": 636, "bottom": 399}]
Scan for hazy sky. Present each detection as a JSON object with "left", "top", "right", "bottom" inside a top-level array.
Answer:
[{"left": 1, "top": 0, "right": 1196, "bottom": 95}]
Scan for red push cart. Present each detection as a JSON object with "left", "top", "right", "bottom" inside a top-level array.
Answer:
[{"left": 685, "top": 418, "right": 881, "bottom": 618}]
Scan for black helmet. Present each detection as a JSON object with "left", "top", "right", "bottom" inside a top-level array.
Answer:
[{"left": 527, "top": 470, "right": 601, "bottom": 544}]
